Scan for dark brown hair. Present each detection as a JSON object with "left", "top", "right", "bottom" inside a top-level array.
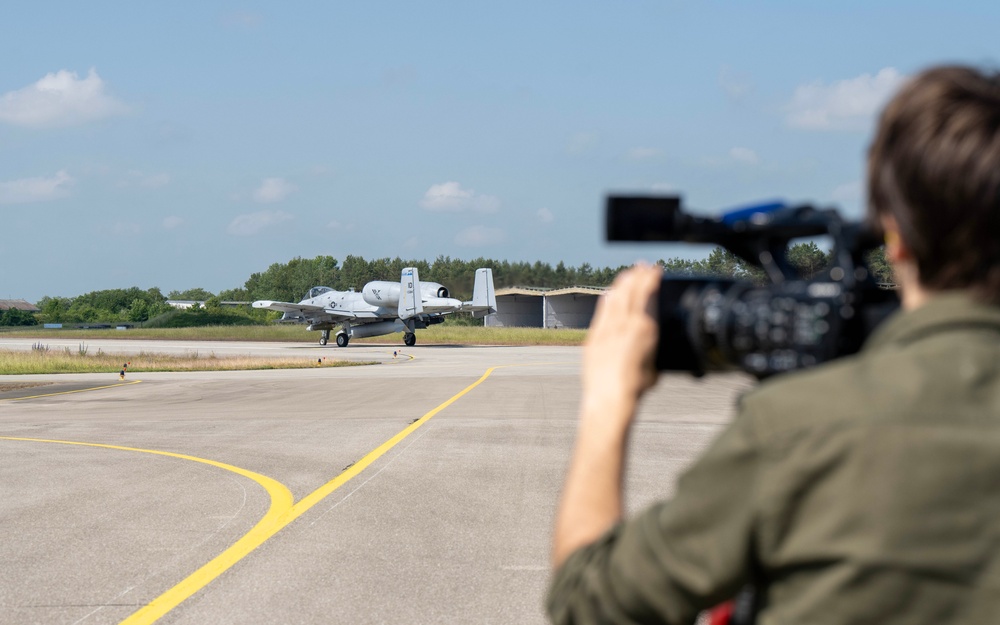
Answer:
[{"left": 868, "top": 65, "right": 1000, "bottom": 302}]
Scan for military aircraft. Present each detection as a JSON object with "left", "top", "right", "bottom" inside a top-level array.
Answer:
[{"left": 252, "top": 267, "right": 497, "bottom": 347}]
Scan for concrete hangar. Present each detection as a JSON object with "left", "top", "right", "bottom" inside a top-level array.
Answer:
[{"left": 485, "top": 286, "right": 605, "bottom": 329}]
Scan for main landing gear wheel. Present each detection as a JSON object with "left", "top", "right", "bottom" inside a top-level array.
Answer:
[
  {"left": 336, "top": 333, "right": 349, "bottom": 348},
  {"left": 319, "top": 330, "right": 330, "bottom": 346},
  {"left": 403, "top": 332, "right": 416, "bottom": 347}
]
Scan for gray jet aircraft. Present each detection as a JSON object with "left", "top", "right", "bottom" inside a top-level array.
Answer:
[{"left": 252, "top": 267, "right": 497, "bottom": 347}]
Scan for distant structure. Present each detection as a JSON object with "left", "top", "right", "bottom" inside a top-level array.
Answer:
[
  {"left": 0, "top": 299, "right": 39, "bottom": 313},
  {"left": 485, "top": 286, "right": 605, "bottom": 329},
  {"left": 485, "top": 281, "right": 898, "bottom": 328},
  {"left": 166, "top": 300, "right": 249, "bottom": 309},
  {"left": 166, "top": 300, "right": 205, "bottom": 309}
]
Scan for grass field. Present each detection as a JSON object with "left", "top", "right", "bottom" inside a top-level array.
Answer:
[
  {"left": 0, "top": 347, "right": 375, "bottom": 375},
  {"left": 0, "top": 325, "right": 584, "bottom": 375},
  {"left": 0, "top": 324, "right": 587, "bottom": 346}
]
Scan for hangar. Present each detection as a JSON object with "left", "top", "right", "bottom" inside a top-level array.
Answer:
[
  {"left": 485, "top": 286, "right": 605, "bottom": 329},
  {"left": 0, "top": 299, "right": 39, "bottom": 313}
]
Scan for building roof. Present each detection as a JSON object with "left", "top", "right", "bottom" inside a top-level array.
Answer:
[
  {"left": 0, "top": 299, "right": 39, "bottom": 312},
  {"left": 495, "top": 286, "right": 607, "bottom": 297}
]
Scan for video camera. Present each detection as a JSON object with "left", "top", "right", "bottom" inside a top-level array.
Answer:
[{"left": 607, "top": 196, "right": 900, "bottom": 379}]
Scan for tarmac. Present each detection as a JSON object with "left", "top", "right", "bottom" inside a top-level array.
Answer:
[{"left": 0, "top": 338, "right": 752, "bottom": 624}]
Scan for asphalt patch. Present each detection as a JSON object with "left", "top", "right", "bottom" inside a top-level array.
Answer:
[{"left": 0, "top": 381, "right": 119, "bottom": 400}]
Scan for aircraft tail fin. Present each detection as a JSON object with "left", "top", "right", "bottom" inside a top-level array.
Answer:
[
  {"left": 467, "top": 268, "right": 497, "bottom": 318},
  {"left": 398, "top": 267, "right": 424, "bottom": 320}
]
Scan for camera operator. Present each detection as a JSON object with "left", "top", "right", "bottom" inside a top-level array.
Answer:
[{"left": 548, "top": 64, "right": 1000, "bottom": 624}]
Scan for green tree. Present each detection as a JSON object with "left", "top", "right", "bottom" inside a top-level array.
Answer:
[
  {"left": 865, "top": 247, "right": 895, "bottom": 284},
  {"left": 168, "top": 287, "right": 215, "bottom": 300},
  {"left": 128, "top": 298, "right": 150, "bottom": 322},
  {"left": 787, "top": 242, "right": 831, "bottom": 278},
  {"left": 0, "top": 307, "right": 38, "bottom": 326},
  {"left": 218, "top": 287, "right": 249, "bottom": 301},
  {"left": 37, "top": 296, "right": 70, "bottom": 323}
]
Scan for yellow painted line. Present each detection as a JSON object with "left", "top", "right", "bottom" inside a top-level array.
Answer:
[
  {"left": 286, "top": 365, "right": 495, "bottom": 517},
  {"left": 0, "top": 436, "right": 295, "bottom": 625},
  {"left": 1, "top": 379, "right": 142, "bottom": 401},
  {"left": 384, "top": 350, "right": 416, "bottom": 364},
  {"left": 0, "top": 365, "right": 505, "bottom": 624}
]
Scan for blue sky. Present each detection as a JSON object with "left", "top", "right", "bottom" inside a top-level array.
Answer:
[{"left": 2, "top": 2, "right": 999, "bottom": 302}]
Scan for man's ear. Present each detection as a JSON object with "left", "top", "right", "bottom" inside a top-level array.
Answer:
[{"left": 880, "top": 214, "right": 911, "bottom": 264}]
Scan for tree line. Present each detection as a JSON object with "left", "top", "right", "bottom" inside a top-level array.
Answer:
[{"left": 11, "top": 246, "right": 893, "bottom": 326}]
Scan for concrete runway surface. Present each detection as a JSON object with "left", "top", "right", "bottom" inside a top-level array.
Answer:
[{"left": 0, "top": 338, "right": 753, "bottom": 624}]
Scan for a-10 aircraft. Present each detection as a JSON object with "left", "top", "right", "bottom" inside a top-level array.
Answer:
[{"left": 252, "top": 267, "right": 497, "bottom": 347}]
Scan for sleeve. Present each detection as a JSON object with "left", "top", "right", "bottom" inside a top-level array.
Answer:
[{"left": 546, "top": 409, "right": 762, "bottom": 625}]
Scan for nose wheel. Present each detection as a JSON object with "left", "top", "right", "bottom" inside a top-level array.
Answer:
[
  {"left": 319, "top": 330, "right": 330, "bottom": 346},
  {"left": 403, "top": 332, "right": 416, "bottom": 347}
]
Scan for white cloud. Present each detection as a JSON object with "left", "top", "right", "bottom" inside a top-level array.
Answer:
[
  {"left": 537, "top": 207, "right": 555, "bottom": 223},
  {"left": 0, "top": 68, "right": 128, "bottom": 128},
  {"left": 227, "top": 210, "right": 293, "bottom": 236},
  {"left": 785, "top": 68, "right": 906, "bottom": 131},
  {"left": 253, "top": 177, "right": 297, "bottom": 203},
  {"left": 420, "top": 181, "right": 500, "bottom": 213},
  {"left": 729, "top": 147, "right": 760, "bottom": 165},
  {"left": 327, "top": 219, "right": 355, "bottom": 232},
  {"left": 567, "top": 132, "right": 599, "bottom": 155},
  {"left": 109, "top": 222, "right": 141, "bottom": 236},
  {"left": 626, "top": 147, "right": 663, "bottom": 161},
  {"left": 162, "top": 216, "right": 184, "bottom": 230},
  {"left": 455, "top": 225, "right": 506, "bottom": 247},
  {"left": 719, "top": 66, "right": 754, "bottom": 102},
  {"left": 120, "top": 171, "right": 170, "bottom": 189},
  {"left": 0, "top": 170, "right": 74, "bottom": 204},
  {"left": 138, "top": 172, "right": 170, "bottom": 188}
]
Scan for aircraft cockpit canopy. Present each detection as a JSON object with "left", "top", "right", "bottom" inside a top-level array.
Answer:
[{"left": 305, "top": 286, "right": 333, "bottom": 300}]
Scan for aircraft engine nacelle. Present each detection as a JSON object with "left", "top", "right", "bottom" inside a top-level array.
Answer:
[
  {"left": 423, "top": 283, "right": 448, "bottom": 299},
  {"left": 362, "top": 280, "right": 449, "bottom": 307},
  {"left": 362, "top": 281, "right": 401, "bottom": 307}
]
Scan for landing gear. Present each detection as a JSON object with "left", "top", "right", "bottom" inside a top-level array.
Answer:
[
  {"left": 403, "top": 332, "right": 416, "bottom": 347},
  {"left": 319, "top": 329, "right": 330, "bottom": 346},
  {"left": 336, "top": 333, "right": 350, "bottom": 348}
]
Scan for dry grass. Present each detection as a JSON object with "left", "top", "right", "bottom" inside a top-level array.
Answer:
[{"left": 0, "top": 348, "right": 375, "bottom": 375}]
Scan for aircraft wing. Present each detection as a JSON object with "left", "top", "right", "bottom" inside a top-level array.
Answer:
[
  {"left": 252, "top": 300, "right": 382, "bottom": 324},
  {"left": 252, "top": 300, "right": 327, "bottom": 315}
]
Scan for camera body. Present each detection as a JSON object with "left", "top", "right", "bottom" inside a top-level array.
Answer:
[{"left": 607, "top": 196, "right": 899, "bottom": 378}]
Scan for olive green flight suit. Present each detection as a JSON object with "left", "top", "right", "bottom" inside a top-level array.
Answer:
[{"left": 548, "top": 294, "right": 1000, "bottom": 624}]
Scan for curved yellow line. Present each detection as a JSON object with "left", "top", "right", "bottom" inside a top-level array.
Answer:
[
  {"left": 3, "top": 363, "right": 514, "bottom": 623},
  {"left": 0, "top": 436, "right": 294, "bottom": 625}
]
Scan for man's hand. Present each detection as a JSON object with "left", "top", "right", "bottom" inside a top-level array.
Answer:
[
  {"left": 553, "top": 263, "right": 662, "bottom": 568},
  {"left": 580, "top": 263, "right": 661, "bottom": 431}
]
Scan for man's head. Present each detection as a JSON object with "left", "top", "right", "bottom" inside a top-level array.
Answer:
[{"left": 868, "top": 65, "right": 1000, "bottom": 302}]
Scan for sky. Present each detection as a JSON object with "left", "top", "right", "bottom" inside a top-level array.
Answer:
[{"left": 2, "top": 2, "right": 999, "bottom": 302}]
